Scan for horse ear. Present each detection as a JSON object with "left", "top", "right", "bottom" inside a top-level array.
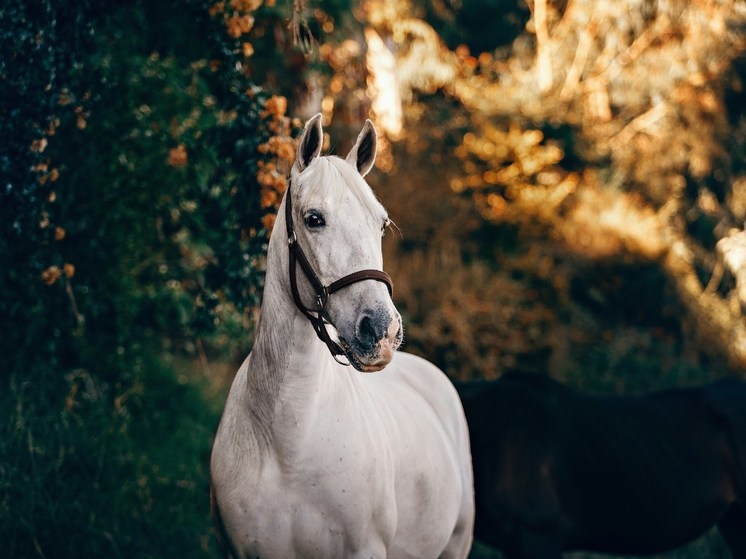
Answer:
[
  {"left": 296, "top": 113, "right": 323, "bottom": 172},
  {"left": 346, "top": 119, "right": 377, "bottom": 177}
]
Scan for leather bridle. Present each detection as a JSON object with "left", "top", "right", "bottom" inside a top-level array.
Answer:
[{"left": 284, "top": 179, "right": 394, "bottom": 364}]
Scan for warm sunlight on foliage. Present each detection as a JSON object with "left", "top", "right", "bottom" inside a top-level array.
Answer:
[
  {"left": 357, "top": 0, "right": 746, "bottom": 369},
  {"left": 451, "top": 122, "right": 578, "bottom": 223},
  {"left": 257, "top": 96, "right": 295, "bottom": 231}
]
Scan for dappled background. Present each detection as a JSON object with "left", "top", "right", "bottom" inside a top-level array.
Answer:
[{"left": 2, "top": 0, "right": 745, "bottom": 557}]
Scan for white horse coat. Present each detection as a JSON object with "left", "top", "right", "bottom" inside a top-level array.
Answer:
[{"left": 210, "top": 115, "right": 474, "bottom": 558}]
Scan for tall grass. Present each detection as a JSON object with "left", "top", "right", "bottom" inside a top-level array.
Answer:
[{"left": 0, "top": 355, "right": 225, "bottom": 559}]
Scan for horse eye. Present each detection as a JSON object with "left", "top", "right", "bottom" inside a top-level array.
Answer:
[
  {"left": 381, "top": 218, "right": 390, "bottom": 235},
  {"left": 304, "top": 211, "right": 326, "bottom": 229}
]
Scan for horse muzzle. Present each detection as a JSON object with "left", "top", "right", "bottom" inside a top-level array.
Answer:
[{"left": 341, "top": 310, "right": 403, "bottom": 372}]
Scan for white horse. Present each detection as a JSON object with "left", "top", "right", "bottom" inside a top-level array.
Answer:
[{"left": 210, "top": 114, "right": 474, "bottom": 558}]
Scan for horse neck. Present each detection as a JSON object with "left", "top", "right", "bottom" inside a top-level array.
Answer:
[{"left": 242, "top": 203, "right": 336, "bottom": 450}]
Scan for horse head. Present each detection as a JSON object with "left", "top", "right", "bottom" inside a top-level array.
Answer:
[{"left": 284, "top": 114, "right": 402, "bottom": 372}]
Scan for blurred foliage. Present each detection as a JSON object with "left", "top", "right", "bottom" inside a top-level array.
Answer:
[
  {"left": 375, "top": 101, "right": 703, "bottom": 391},
  {"left": 0, "top": 357, "right": 222, "bottom": 558},
  {"left": 349, "top": 0, "right": 746, "bottom": 381},
  {"left": 0, "top": 0, "right": 338, "bottom": 555},
  {"left": 1, "top": 0, "right": 96, "bottom": 387}
]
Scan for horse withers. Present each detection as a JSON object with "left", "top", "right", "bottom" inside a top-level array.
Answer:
[
  {"left": 458, "top": 373, "right": 746, "bottom": 558},
  {"left": 210, "top": 115, "right": 474, "bottom": 558}
]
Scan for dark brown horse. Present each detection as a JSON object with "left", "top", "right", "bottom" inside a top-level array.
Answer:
[{"left": 457, "top": 373, "right": 746, "bottom": 558}]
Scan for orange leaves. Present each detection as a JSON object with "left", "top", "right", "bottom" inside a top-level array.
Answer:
[
  {"left": 31, "top": 138, "right": 48, "bottom": 154},
  {"left": 455, "top": 120, "right": 573, "bottom": 223},
  {"left": 226, "top": 14, "right": 255, "bottom": 38},
  {"left": 33, "top": 161, "right": 60, "bottom": 186},
  {"left": 257, "top": 162, "right": 285, "bottom": 207},
  {"left": 256, "top": 95, "right": 294, "bottom": 232},
  {"left": 258, "top": 134, "right": 294, "bottom": 161},
  {"left": 261, "top": 213, "right": 276, "bottom": 231},
  {"left": 454, "top": 119, "right": 642, "bottom": 260},
  {"left": 167, "top": 144, "right": 188, "bottom": 167},
  {"left": 212, "top": 0, "right": 262, "bottom": 39},
  {"left": 261, "top": 95, "right": 287, "bottom": 120},
  {"left": 230, "top": 0, "right": 263, "bottom": 11},
  {"left": 75, "top": 105, "right": 88, "bottom": 129},
  {"left": 41, "top": 266, "right": 61, "bottom": 285},
  {"left": 41, "top": 263, "right": 74, "bottom": 286}
]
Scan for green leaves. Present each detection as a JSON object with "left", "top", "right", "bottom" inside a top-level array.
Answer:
[{"left": 0, "top": 1, "right": 285, "bottom": 556}]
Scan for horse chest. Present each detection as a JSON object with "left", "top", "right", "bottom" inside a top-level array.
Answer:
[
  {"left": 217, "top": 381, "right": 462, "bottom": 558},
  {"left": 222, "top": 442, "right": 396, "bottom": 558}
]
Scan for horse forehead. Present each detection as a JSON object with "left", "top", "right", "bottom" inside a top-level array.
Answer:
[{"left": 299, "top": 157, "right": 385, "bottom": 219}]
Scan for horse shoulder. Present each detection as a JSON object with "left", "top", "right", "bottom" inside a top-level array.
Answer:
[
  {"left": 382, "top": 352, "right": 474, "bottom": 556},
  {"left": 210, "top": 354, "right": 274, "bottom": 519},
  {"left": 386, "top": 352, "right": 472, "bottom": 456},
  {"left": 388, "top": 351, "right": 464, "bottom": 419}
]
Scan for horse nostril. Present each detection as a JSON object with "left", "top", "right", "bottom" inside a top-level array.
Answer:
[{"left": 357, "top": 312, "right": 386, "bottom": 348}]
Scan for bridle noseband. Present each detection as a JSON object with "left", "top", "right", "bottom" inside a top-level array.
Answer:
[{"left": 284, "top": 179, "right": 394, "bottom": 364}]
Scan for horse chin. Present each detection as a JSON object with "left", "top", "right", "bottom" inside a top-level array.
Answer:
[
  {"left": 359, "top": 363, "right": 388, "bottom": 373},
  {"left": 339, "top": 341, "right": 393, "bottom": 373},
  {"left": 345, "top": 351, "right": 391, "bottom": 373}
]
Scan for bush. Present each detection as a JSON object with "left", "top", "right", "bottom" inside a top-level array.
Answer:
[
  {"left": 0, "top": 357, "right": 222, "bottom": 558},
  {"left": 0, "top": 0, "right": 301, "bottom": 555}
]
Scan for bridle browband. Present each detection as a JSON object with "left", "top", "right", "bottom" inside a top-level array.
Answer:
[{"left": 284, "top": 178, "right": 394, "bottom": 364}]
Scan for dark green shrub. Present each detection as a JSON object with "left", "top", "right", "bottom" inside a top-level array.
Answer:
[{"left": 0, "top": 0, "right": 300, "bottom": 555}]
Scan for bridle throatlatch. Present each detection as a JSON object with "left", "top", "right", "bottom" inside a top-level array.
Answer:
[{"left": 284, "top": 180, "right": 394, "bottom": 364}]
